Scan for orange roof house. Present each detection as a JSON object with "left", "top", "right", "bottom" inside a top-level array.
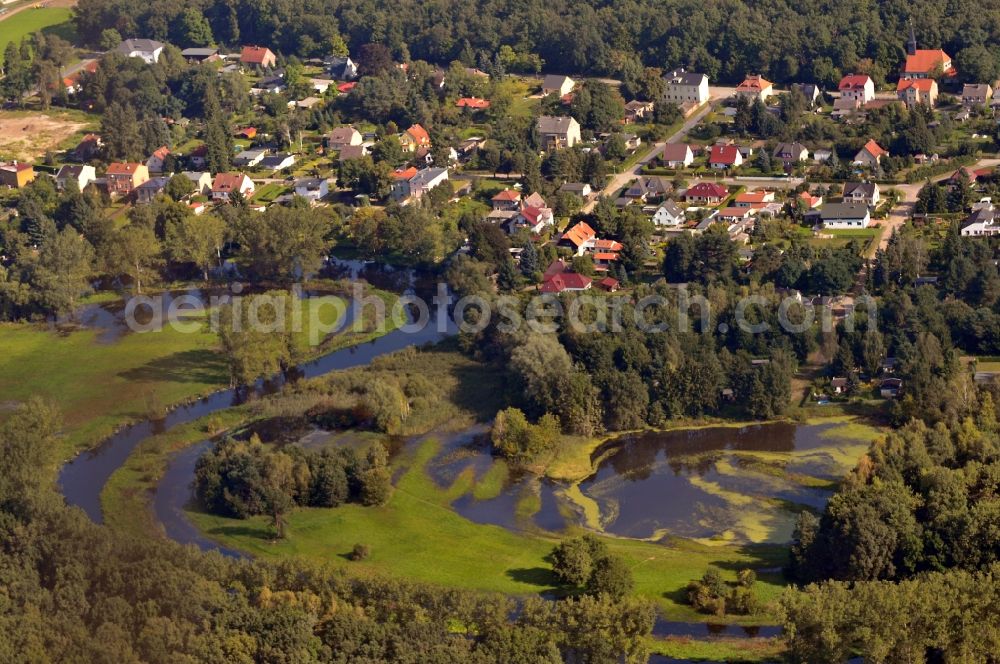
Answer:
[
  {"left": 391, "top": 166, "right": 419, "bottom": 180},
  {"left": 399, "top": 124, "right": 431, "bottom": 152},
  {"left": 903, "top": 49, "right": 955, "bottom": 79},
  {"left": 853, "top": 139, "right": 888, "bottom": 167},
  {"left": 240, "top": 46, "right": 277, "bottom": 68},
  {"left": 736, "top": 75, "right": 774, "bottom": 100},
  {"left": 456, "top": 97, "right": 490, "bottom": 109},
  {"left": 896, "top": 78, "right": 938, "bottom": 107},
  {"left": 106, "top": 162, "right": 149, "bottom": 197},
  {"left": 559, "top": 221, "right": 598, "bottom": 256},
  {"left": 211, "top": 172, "right": 255, "bottom": 201},
  {"left": 236, "top": 127, "right": 258, "bottom": 139}
]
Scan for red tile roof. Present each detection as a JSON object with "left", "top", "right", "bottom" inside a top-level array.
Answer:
[
  {"left": 735, "top": 191, "right": 771, "bottom": 204},
  {"left": 562, "top": 221, "right": 597, "bottom": 248},
  {"left": 391, "top": 166, "right": 418, "bottom": 180},
  {"left": 520, "top": 206, "right": 549, "bottom": 225},
  {"left": 593, "top": 239, "right": 623, "bottom": 251},
  {"left": 861, "top": 139, "right": 888, "bottom": 158},
  {"left": 456, "top": 97, "right": 490, "bottom": 109},
  {"left": 492, "top": 189, "right": 521, "bottom": 201},
  {"left": 337, "top": 82, "right": 356, "bottom": 93},
  {"left": 240, "top": 46, "right": 274, "bottom": 65},
  {"left": 106, "top": 162, "right": 142, "bottom": 175},
  {"left": 737, "top": 75, "right": 773, "bottom": 92},
  {"left": 838, "top": 74, "right": 871, "bottom": 90},
  {"left": 150, "top": 145, "right": 170, "bottom": 160},
  {"left": 686, "top": 182, "right": 729, "bottom": 199},
  {"left": 709, "top": 145, "right": 741, "bottom": 165},
  {"left": 541, "top": 272, "right": 592, "bottom": 293},
  {"left": 212, "top": 172, "right": 250, "bottom": 193},
  {"left": 405, "top": 124, "right": 431, "bottom": 146},
  {"left": 662, "top": 143, "right": 691, "bottom": 162},
  {"left": 896, "top": 78, "right": 936, "bottom": 92},
  {"left": 904, "top": 49, "right": 954, "bottom": 76}
]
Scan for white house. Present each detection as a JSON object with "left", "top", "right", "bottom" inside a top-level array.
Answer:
[
  {"left": 294, "top": 178, "right": 329, "bottom": 202},
  {"left": 661, "top": 143, "right": 694, "bottom": 168},
  {"left": 537, "top": 116, "right": 581, "bottom": 149},
  {"left": 843, "top": 182, "right": 880, "bottom": 207},
  {"left": 961, "top": 203, "right": 1000, "bottom": 236},
  {"left": 211, "top": 173, "right": 256, "bottom": 202},
  {"left": 517, "top": 206, "right": 555, "bottom": 233},
  {"left": 260, "top": 153, "right": 296, "bottom": 171},
  {"left": 54, "top": 164, "right": 96, "bottom": 191},
  {"left": 182, "top": 171, "right": 213, "bottom": 195},
  {"left": 837, "top": 74, "right": 875, "bottom": 106},
  {"left": 541, "top": 74, "right": 575, "bottom": 97},
  {"left": 146, "top": 146, "right": 170, "bottom": 174},
  {"left": 820, "top": 202, "right": 870, "bottom": 229},
  {"left": 234, "top": 149, "right": 268, "bottom": 168},
  {"left": 391, "top": 167, "right": 449, "bottom": 202},
  {"left": 662, "top": 68, "right": 709, "bottom": 105},
  {"left": 116, "top": 38, "right": 164, "bottom": 64},
  {"left": 652, "top": 201, "right": 685, "bottom": 227}
]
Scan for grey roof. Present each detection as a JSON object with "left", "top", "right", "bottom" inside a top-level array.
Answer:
[
  {"left": 181, "top": 47, "right": 219, "bottom": 57},
  {"left": 117, "top": 39, "right": 164, "bottom": 54},
  {"left": 773, "top": 142, "right": 808, "bottom": 158},
  {"left": 338, "top": 145, "right": 366, "bottom": 160},
  {"left": 137, "top": 177, "right": 170, "bottom": 191},
  {"left": 409, "top": 167, "right": 447, "bottom": 187},
  {"left": 295, "top": 178, "right": 325, "bottom": 189},
  {"left": 260, "top": 153, "right": 295, "bottom": 168},
  {"left": 658, "top": 201, "right": 683, "bottom": 216},
  {"left": 844, "top": 182, "right": 878, "bottom": 197},
  {"left": 665, "top": 68, "right": 707, "bottom": 86},
  {"left": 963, "top": 83, "right": 991, "bottom": 96},
  {"left": 537, "top": 115, "right": 577, "bottom": 134},
  {"left": 821, "top": 202, "right": 869, "bottom": 220},
  {"left": 542, "top": 74, "right": 572, "bottom": 89},
  {"left": 56, "top": 164, "right": 85, "bottom": 179}
]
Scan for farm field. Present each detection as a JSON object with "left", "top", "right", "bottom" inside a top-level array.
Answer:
[{"left": 0, "top": 6, "right": 75, "bottom": 67}]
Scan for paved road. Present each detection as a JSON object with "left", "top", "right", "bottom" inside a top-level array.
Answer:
[{"left": 582, "top": 86, "right": 736, "bottom": 213}]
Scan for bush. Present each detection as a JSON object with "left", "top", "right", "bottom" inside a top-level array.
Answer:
[
  {"left": 349, "top": 543, "right": 370, "bottom": 561},
  {"left": 686, "top": 568, "right": 761, "bottom": 616}
]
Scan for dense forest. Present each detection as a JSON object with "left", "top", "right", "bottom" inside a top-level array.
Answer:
[{"left": 73, "top": 0, "right": 1000, "bottom": 86}]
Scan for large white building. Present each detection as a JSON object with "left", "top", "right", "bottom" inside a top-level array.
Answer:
[
  {"left": 820, "top": 202, "right": 870, "bottom": 229},
  {"left": 662, "top": 68, "right": 709, "bottom": 106},
  {"left": 115, "top": 39, "right": 165, "bottom": 64}
]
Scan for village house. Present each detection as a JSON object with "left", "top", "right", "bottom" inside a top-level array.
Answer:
[
  {"left": 717, "top": 207, "right": 756, "bottom": 224},
  {"left": 652, "top": 201, "right": 685, "bottom": 227},
  {"left": 540, "top": 260, "right": 592, "bottom": 293},
  {"left": 241, "top": 46, "right": 277, "bottom": 69},
  {"left": 793, "top": 83, "right": 822, "bottom": 106},
  {"left": 541, "top": 74, "right": 575, "bottom": 97},
  {"left": 843, "top": 182, "right": 880, "bottom": 207},
  {"left": 71, "top": 134, "right": 103, "bottom": 161},
  {"left": 734, "top": 190, "right": 775, "bottom": 208},
  {"left": 709, "top": 144, "right": 743, "bottom": 169},
  {"left": 211, "top": 173, "right": 255, "bottom": 202},
  {"left": 54, "top": 164, "right": 96, "bottom": 191},
  {"left": 399, "top": 124, "right": 431, "bottom": 152},
  {"left": 684, "top": 182, "right": 729, "bottom": 205},
  {"left": 517, "top": 206, "right": 555, "bottom": 233},
  {"left": 105, "top": 162, "right": 149, "bottom": 197},
  {"left": 624, "top": 100, "right": 654, "bottom": 123},
  {"left": 838, "top": 74, "right": 875, "bottom": 106},
  {"left": 902, "top": 49, "right": 955, "bottom": 80},
  {"left": 338, "top": 145, "right": 368, "bottom": 162},
  {"left": 491, "top": 189, "right": 522, "bottom": 211},
  {"left": 325, "top": 56, "right": 358, "bottom": 81},
  {"left": 897, "top": 78, "right": 938, "bottom": 108},
  {"left": 662, "top": 68, "right": 709, "bottom": 105},
  {"left": 310, "top": 78, "right": 334, "bottom": 94},
  {"left": 456, "top": 97, "right": 490, "bottom": 110},
  {"left": 260, "top": 153, "right": 296, "bottom": 172},
  {"left": 661, "top": 143, "right": 694, "bottom": 168},
  {"left": 772, "top": 142, "right": 809, "bottom": 168},
  {"left": 236, "top": 127, "right": 258, "bottom": 140},
  {"left": 961, "top": 201, "right": 1000, "bottom": 236},
  {"left": 294, "top": 178, "right": 329, "bottom": 202},
  {"left": 880, "top": 378, "right": 903, "bottom": 399},
  {"left": 820, "top": 202, "right": 871, "bottom": 229},
  {"left": 523, "top": 192, "right": 547, "bottom": 208},
  {"left": 0, "top": 162, "right": 35, "bottom": 189},
  {"left": 798, "top": 190, "right": 824, "bottom": 209},
  {"left": 735, "top": 75, "right": 774, "bottom": 102},
  {"left": 116, "top": 38, "right": 164, "bottom": 64},
  {"left": 559, "top": 221, "right": 600, "bottom": 256},
  {"left": 180, "top": 47, "right": 220, "bottom": 63},
  {"left": 536, "top": 116, "right": 581, "bottom": 149},
  {"left": 135, "top": 177, "right": 171, "bottom": 205},
  {"left": 182, "top": 171, "right": 213, "bottom": 195},
  {"left": 559, "top": 182, "right": 592, "bottom": 199},
  {"left": 391, "top": 167, "right": 449, "bottom": 202},
  {"left": 327, "top": 127, "right": 362, "bottom": 151},
  {"left": 853, "top": 139, "right": 888, "bottom": 167},
  {"left": 252, "top": 76, "right": 286, "bottom": 95},
  {"left": 962, "top": 83, "right": 993, "bottom": 106},
  {"left": 233, "top": 149, "right": 269, "bottom": 168},
  {"left": 146, "top": 146, "right": 170, "bottom": 173}
]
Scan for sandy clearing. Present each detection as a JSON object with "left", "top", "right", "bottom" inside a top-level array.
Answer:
[{"left": 0, "top": 112, "right": 89, "bottom": 161}]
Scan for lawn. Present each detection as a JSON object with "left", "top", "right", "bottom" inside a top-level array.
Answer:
[
  {"left": 0, "top": 290, "right": 394, "bottom": 458},
  {"left": 187, "top": 434, "right": 790, "bottom": 622},
  {"left": 0, "top": 7, "right": 75, "bottom": 67}
]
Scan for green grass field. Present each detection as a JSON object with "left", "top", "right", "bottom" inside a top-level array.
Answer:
[
  {"left": 187, "top": 434, "right": 790, "bottom": 622},
  {"left": 0, "top": 290, "right": 396, "bottom": 457},
  {"left": 0, "top": 7, "right": 76, "bottom": 67}
]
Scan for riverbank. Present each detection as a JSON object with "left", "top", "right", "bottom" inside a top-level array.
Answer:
[{"left": 0, "top": 282, "right": 395, "bottom": 458}]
